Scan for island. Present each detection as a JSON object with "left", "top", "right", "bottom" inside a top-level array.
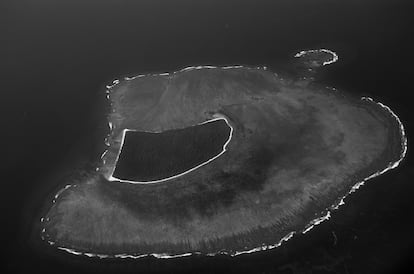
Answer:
[
  {"left": 40, "top": 50, "right": 406, "bottom": 258},
  {"left": 109, "top": 117, "right": 233, "bottom": 183}
]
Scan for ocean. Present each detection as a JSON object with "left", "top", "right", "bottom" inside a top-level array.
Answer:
[{"left": 3, "top": 0, "right": 413, "bottom": 273}]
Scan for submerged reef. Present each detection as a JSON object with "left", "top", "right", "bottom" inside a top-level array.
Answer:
[{"left": 40, "top": 50, "right": 406, "bottom": 258}]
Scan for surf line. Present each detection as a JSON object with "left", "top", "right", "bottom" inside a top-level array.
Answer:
[{"left": 106, "top": 114, "right": 234, "bottom": 184}]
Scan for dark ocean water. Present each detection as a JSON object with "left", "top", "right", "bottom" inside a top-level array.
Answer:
[{"left": 3, "top": 0, "right": 413, "bottom": 273}]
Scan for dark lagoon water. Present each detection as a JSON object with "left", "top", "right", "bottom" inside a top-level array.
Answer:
[{"left": 3, "top": 0, "right": 414, "bottom": 273}]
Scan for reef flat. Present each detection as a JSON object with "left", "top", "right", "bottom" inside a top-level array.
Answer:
[{"left": 40, "top": 51, "right": 406, "bottom": 258}]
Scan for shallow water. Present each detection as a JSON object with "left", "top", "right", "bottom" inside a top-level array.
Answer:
[{"left": 4, "top": 0, "right": 414, "bottom": 273}]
